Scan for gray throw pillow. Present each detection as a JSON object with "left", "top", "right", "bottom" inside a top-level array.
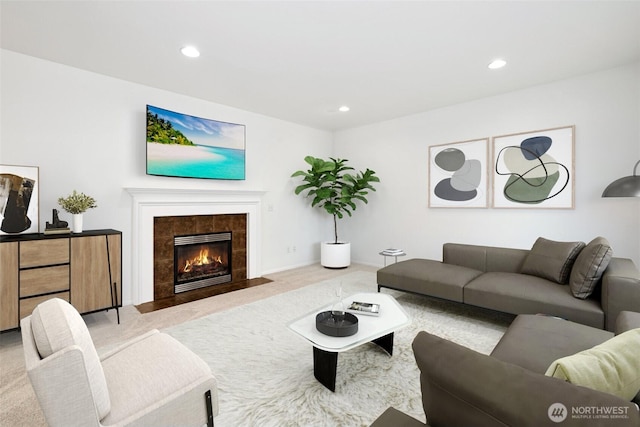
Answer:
[
  {"left": 521, "top": 237, "right": 586, "bottom": 284},
  {"left": 569, "top": 237, "right": 613, "bottom": 299}
]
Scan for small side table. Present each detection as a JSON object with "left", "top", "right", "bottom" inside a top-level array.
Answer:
[{"left": 379, "top": 250, "right": 406, "bottom": 266}]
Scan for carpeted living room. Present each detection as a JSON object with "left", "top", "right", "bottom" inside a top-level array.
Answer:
[{"left": 1, "top": 1, "right": 640, "bottom": 427}]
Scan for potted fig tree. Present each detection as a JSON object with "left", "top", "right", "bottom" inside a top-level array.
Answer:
[{"left": 292, "top": 156, "right": 380, "bottom": 268}]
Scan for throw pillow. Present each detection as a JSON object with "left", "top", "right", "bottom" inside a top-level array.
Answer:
[
  {"left": 545, "top": 328, "right": 640, "bottom": 400},
  {"left": 569, "top": 236, "right": 613, "bottom": 299},
  {"left": 521, "top": 237, "right": 585, "bottom": 284}
]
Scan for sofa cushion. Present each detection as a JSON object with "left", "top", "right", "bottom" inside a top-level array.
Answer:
[
  {"left": 463, "top": 272, "right": 604, "bottom": 329},
  {"left": 545, "top": 328, "right": 640, "bottom": 400},
  {"left": 377, "top": 258, "right": 483, "bottom": 303},
  {"left": 521, "top": 237, "right": 585, "bottom": 284},
  {"left": 569, "top": 236, "right": 613, "bottom": 299},
  {"left": 100, "top": 331, "right": 215, "bottom": 425},
  {"left": 30, "top": 298, "right": 111, "bottom": 420}
]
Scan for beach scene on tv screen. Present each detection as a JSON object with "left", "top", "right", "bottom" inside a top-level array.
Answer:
[{"left": 146, "top": 105, "right": 246, "bottom": 180}]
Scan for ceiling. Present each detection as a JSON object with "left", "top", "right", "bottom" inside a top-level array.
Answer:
[{"left": 2, "top": 1, "right": 640, "bottom": 131}]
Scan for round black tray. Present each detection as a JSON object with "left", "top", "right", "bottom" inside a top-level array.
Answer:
[{"left": 315, "top": 311, "right": 359, "bottom": 337}]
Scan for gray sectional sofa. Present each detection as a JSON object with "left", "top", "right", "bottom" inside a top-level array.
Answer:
[
  {"left": 371, "top": 311, "right": 640, "bottom": 427},
  {"left": 377, "top": 238, "right": 640, "bottom": 331}
]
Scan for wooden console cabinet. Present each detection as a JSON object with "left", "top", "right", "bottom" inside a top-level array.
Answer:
[{"left": 0, "top": 229, "right": 122, "bottom": 331}]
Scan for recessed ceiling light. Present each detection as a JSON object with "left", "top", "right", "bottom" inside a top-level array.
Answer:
[
  {"left": 181, "top": 46, "right": 200, "bottom": 58},
  {"left": 338, "top": 106, "right": 350, "bottom": 112},
  {"left": 488, "top": 59, "right": 507, "bottom": 69}
]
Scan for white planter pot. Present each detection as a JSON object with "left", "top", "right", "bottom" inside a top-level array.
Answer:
[
  {"left": 321, "top": 241, "right": 351, "bottom": 268},
  {"left": 72, "top": 214, "right": 83, "bottom": 233}
]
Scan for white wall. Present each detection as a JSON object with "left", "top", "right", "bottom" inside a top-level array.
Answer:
[
  {"left": 1, "top": 50, "right": 333, "bottom": 305},
  {"left": 335, "top": 63, "right": 640, "bottom": 266},
  {"left": 3, "top": 50, "right": 639, "bottom": 306}
]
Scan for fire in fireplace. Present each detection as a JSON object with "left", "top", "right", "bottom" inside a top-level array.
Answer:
[{"left": 174, "top": 232, "right": 232, "bottom": 293}]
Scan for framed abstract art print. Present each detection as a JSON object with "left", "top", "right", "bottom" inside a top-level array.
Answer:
[
  {"left": 428, "top": 138, "right": 489, "bottom": 208},
  {"left": 492, "top": 125, "right": 574, "bottom": 209},
  {"left": 0, "top": 164, "right": 39, "bottom": 235}
]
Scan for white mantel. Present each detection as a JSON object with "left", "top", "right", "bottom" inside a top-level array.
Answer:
[{"left": 126, "top": 188, "right": 265, "bottom": 304}]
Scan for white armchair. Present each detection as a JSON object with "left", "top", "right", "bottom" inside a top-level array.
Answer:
[{"left": 21, "top": 298, "right": 218, "bottom": 427}]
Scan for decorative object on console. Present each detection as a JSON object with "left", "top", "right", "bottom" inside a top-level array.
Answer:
[
  {"left": 291, "top": 156, "right": 380, "bottom": 268},
  {"left": 57, "top": 190, "right": 97, "bottom": 233},
  {"left": 146, "top": 104, "right": 246, "bottom": 180},
  {"left": 602, "top": 159, "right": 640, "bottom": 197},
  {"left": 0, "top": 164, "right": 39, "bottom": 235},
  {"left": 44, "top": 209, "right": 70, "bottom": 235},
  {"left": 492, "top": 125, "right": 574, "bottom": 209},
  {"left": 428, "top": 138, "right": 489, "bottom": 208}
]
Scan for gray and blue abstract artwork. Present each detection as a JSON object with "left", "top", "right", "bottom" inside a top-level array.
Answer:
[{"left": 433, "top": 148, "right": 482, "bottom": 202}]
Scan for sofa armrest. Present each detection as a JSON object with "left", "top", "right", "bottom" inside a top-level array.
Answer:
[
  {"left": 412, "top": 331, "right": 640, "bottom": 427},
  {"left": 616, "top": 311, "right": 640, "bottom": 335},
  {"left": 601, "top": 258, "right": 640, "bottom": 331}
]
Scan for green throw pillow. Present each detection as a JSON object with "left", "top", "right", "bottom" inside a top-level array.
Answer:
[
  {"left": 545, "top": 328, "right": 640, "bottom": 400},
  {"left": 521, "top": 237, "right": 585, "bottom": 284}
]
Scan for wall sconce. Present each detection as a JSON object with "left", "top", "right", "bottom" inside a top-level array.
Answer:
[{"left": 602, "top": 160, "right": 640, "bottom": 197}]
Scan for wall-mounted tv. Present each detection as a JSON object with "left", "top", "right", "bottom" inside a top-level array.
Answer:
[{"left": 146, "top": 105, "right": 246, "bottom": 180}]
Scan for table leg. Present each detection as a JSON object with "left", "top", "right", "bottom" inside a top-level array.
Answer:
[
  {"left": 313, "top": 346, "right": 338, "bottom": 392},
  {"left": 372, "top": 332, "right": 394, "bottom": 356}
]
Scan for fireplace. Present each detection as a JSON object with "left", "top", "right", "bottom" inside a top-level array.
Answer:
[
  {"left": 174, "top": 232, "right": 232, "bottom": 293},
  {"left": 153, "top": 214, "right": 248, "bottom": 301},
  {"left": 126, "top": 187, "right": 263, "bottom": 305}
]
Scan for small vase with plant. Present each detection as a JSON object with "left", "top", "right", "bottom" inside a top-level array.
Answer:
[
  {"left": 292, "top": 156, "right": 380, "bottom": 268},
  {"left": 58, "top": 190, "right": 97, "bottom": 233}
]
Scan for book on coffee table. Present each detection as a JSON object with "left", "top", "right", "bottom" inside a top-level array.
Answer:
[{"left": 347, "top": 301, "right": 380, "bottom": 316}]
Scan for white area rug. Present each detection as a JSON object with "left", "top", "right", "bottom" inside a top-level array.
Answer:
[{"left": 165, "top": 271, "right": 513, "bottom": 427}]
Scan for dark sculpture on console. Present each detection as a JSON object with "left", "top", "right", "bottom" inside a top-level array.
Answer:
[{"left": 46, "top": 209, "right": 69, "bottom": 230}]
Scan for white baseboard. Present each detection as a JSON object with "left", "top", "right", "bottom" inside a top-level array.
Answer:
[{"left": 260, "top": 260, "right": 319, "bottom": 276}]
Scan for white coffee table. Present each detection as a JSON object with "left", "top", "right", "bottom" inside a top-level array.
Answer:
[{"left": 287, "top": 292, "right": 410, "bottom": 391}]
